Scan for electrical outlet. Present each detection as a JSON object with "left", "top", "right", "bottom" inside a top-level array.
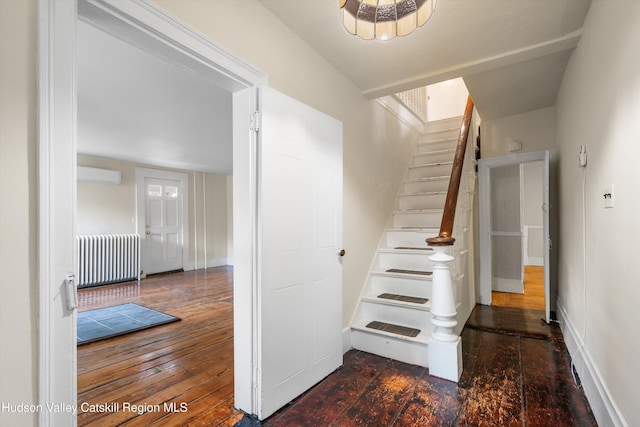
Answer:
[{"left": 604, "top": 184, "right": 614, "bottom": 208}]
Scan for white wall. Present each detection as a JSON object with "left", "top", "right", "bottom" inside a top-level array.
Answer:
[
  {"left": 0, "top": 4, "right": 419, "bottom": 423},
  {"left": 151, "top": 0, "right": 421, "bottom": 328},
  {"left": 481, "top": 106, "right": 556, "bottom": 159},
  {"left": 428, "top": 78, "right": 468, "bottom": 122},
  {"left": 555, "top": 1, "right": 640, "bottom": 425},
  {"left": 0, "top": 1, "right": 38, "bottom": 426},
  {"left": 77, "top": 156, "right": 137, "bottom": 235},
  {"left": 521, "top": 162, "right": 543, "bottom": 264},
  {"left": 77, "top": 155, "right": 231, "bottom": 269}
]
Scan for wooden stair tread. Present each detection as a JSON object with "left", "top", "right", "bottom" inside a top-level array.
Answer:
[
  {"left": 378, "top": 293, "right": 429, "bottom": 305},
  {"left": 409, "top": 161, "right": 453, "bottom": 169},
  {"left": 417, "top": 176, "right": 450, "bottom": 181},
  {"left": 366, "top": 321, "right": 421, "bottom": 338},
  {"left": 398, "top": 191, "right": 446, "bottom": 197},
  {"left": 395, "top": 208, "right": 443, "bottom": 213},
  {"left": 386, "top": 268, "right": 432, "bottom": 276}
]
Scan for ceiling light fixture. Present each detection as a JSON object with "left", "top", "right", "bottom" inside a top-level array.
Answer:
[{"left": 340, "top": 0, "right": 437, "bottom": 41}]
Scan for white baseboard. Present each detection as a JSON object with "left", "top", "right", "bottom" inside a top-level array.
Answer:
[
  {"left": 342, "top": 327, "right": 352, "bottom": 355},
  {"left": 556, "top": 299, "right": 627, "bottom": 427},
  {"left": 206, "top": 258, "right": 229, "bottom": 268},
  {"left": 492, "top": 278, "right": 524, "bottom": 294},
  {"left": 525, "top": 257, "right": 544, "bottom": 266}
]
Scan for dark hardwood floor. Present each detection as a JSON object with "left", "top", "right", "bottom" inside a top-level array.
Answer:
[
  {"left": 260, "top": 307, "right": 596, "bottom": 427},
  {"left": 78, "top": 267, "right": 596, "bottom": 426},
  {"left": 77, "top": 266, "right": 243, "bottom": 426}
]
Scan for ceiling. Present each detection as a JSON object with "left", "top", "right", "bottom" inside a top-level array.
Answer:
[
  {"left": 77, "top": 20, "right": 233, "bottom": 175},
  {"left": 77, "top": 1, "right": 592, "bottom": 174},
  {"left": 259, "top": 0, "right": 591, "bottom": 119}
]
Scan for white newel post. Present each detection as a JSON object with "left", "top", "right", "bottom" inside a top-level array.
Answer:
[{"left": 428, "top": 245, "right": 462, "bottom": 382}]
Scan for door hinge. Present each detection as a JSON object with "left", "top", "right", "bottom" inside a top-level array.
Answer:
[{"left": 250, "top": 111, "right": 261, "bottom": 132}]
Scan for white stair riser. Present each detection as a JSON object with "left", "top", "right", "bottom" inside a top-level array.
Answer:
[
  {"left": 413, "top": 151, "right": 455, "bottom": 165},
  {"left": 348, "top": 114, "right": 474, "bottom": 371},
  {"left": 418, "top": 139, "right": 457, "bottom": 152},
  {"left": 403, "top": 179, "right": 450, "bottom": 194},
  {"left": 368, "top": 274, "right": 432, "bottom": 299},
  {"left": 398, "top": 192, "right": 447, "bottom": 210},
  {"left": 422, "top": 128, "right": 459, "bottom": 142},
  {"left": 351, "top": 330, "right": 429, "bottom": 367},
  {"left": 359, "top": 301, "right": 433, "bottom": 331},
  {"left": 376, "top": 252, "right": 434, "bottom": 272},
  {"left": 425, "top": 116, "right": 463, "bottom": 133},
  {"left": 393, "top": 211, "right": 442, "bottom": 228},
  {"left": 385, "top": 229, "right": 438, "bottom": 249},
  {"left": 409, "top": 163, "right": 452, "bottom": 180}
]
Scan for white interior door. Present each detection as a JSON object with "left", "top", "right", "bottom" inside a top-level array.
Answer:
[
  {"left": 144, "top": 177, "right": 183, "bottom": 274},
  {"left": 543, "top": 150, "right": 558, "bottom": 322},
  {"left": 489, "top": 163, "right": 524, "bottom": 294},
  {"left": 136, "top": 168, "right": 189, "bottom": 276},
  {"left": 258, "top": 87, "right": 343, "bottom": 419}
]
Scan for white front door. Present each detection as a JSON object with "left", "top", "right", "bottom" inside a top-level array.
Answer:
[
  {"left": 136, "top": 168, "right": 189, "bottom": 276},
  {"left": 258, "top": 87, "right": 343, "bottom": 419},
  {"left": 144, "top": 177, "right": 183, "bottom": 274}
]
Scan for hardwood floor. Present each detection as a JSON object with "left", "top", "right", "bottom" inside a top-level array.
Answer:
[
  {"left": 77, "top": 266, "right": 243, "bottom": 426},
  {"left": 79, "top": 267, "right": 595, "bottom": 427},
  {"left": 492, "top": 265, "right": 545, "bottom": 310},
  {"left": 259, "top": 307, "right": 595, "bottom": 427}
]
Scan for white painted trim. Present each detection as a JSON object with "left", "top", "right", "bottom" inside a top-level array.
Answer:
[
  {"left": 527, "top": 257, "right": 544, "bottom": 267},
  {"left": 38, "top": 0, "right": 78, "bottom": 424},
  {"left": 556, "top": 299, "right": 627, "bottom": 427},
  {"left": 491, "top": 278, "right": 524, "bottom": 294},
  {"left": 342, "top": 327, "right": 352, "bottom": 354},
  {"left": 206, "top": 258, "right": 229, "bottom": 268},
  {"left": 363, "top": 30, "right": 583, "bottom": 99},
  {"left": 478, "top": 150, "right": 552, "bottom": 308},
  {"left": 135, "top": 167, "right": 191, "bottom": 273},
  {"left": 78, "top": 0, "right": 267, "bottom": 88},
  {"left": 41, "top": 0, "right": 266, "bottom": 420},
  {"left": 376, "top": 96, "right": 426, "bottom": 134}
]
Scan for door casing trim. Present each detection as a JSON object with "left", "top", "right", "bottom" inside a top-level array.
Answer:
[{"left": 38, "top": 0, "right": 267, "bottom": 423}]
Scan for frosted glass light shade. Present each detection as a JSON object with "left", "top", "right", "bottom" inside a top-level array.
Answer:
[{"left": 340, "top": 0, "right": 437, "bottom": 41}]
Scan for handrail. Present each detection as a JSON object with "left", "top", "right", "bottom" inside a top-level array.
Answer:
[{"left": 427, "top": 95, "right": 474, "bottom": 247}]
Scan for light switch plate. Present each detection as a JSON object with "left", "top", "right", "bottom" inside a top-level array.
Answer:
[{"left": 604, "top": 184, "right": 614, "bottom": 208}]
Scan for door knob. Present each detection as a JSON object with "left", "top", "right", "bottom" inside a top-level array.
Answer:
[
  {"left": 146, "top": 231, "right": 151, "bottom": 235},
  {"left": 339, "top": 249, "right": 346, "bottom": 257}
]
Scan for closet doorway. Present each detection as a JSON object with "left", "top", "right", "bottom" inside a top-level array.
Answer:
[{"left": 478, "top": 150, "right": 557, "bottom": 322}]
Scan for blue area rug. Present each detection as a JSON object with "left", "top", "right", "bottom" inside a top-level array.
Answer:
[{"left": 77, "top": 303, "right": 180, "bottom": 345}]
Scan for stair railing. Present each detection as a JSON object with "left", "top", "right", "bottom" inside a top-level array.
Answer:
[{"left": 426, "top": 95, "right": 474, "bottom": 382}]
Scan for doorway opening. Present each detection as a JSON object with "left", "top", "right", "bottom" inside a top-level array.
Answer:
[
  {"left": 39, "top": 0, "right": 264, "bottom": 423},
  {"left": 478, "top": 150, "right": 557, "bottom": 323},
  {"left": 488, "top": 161, "right": 545, "bottom": 311}
]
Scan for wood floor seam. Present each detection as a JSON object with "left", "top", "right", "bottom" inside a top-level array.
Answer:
[{"left": 78, "top": 268, "right": 596, "bottom": 427}]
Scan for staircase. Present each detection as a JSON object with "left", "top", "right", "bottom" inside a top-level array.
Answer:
[{"left": 350, "top": 113, "right": 476, "bottom": 370}]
